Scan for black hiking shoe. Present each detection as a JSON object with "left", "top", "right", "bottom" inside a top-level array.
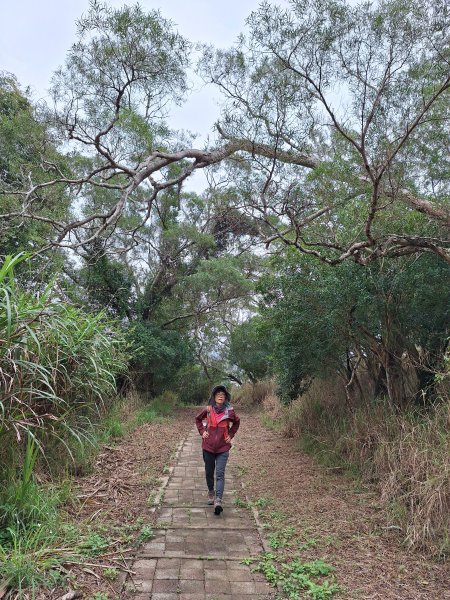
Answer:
[
  {"left": 207, "top": 490, "right": 215, "bottom": 505},
  {"left": 214, "top": 497, "right": 223, "bottom": 515}
]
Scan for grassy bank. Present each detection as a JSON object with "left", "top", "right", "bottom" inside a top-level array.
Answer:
[
  {"left": 0, "top": 254, "right": 182, "bottom": 597},
  {"left": 234, "top": 379, "right": 449, "bottom": 557},
  {"left": 0, "top": 390, "right": 180, "bottom": 598}
]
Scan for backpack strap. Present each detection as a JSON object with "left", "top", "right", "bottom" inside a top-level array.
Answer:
[{"left": 206, "top": 405, "right": 213, "bottom": 429}]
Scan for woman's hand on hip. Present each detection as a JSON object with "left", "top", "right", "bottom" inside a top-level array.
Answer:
[
  {"left": 225, "top": 435, "right": 231, "bottom": 443},
  {"left": 202, "top": 431, "right": 209, "bottom": 439}
]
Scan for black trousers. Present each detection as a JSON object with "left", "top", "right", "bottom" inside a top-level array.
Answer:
[{"left": 202, "top": 449, "right": 229, "bottom": 498}]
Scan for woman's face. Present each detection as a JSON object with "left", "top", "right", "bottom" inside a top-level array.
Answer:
[{"left": 215, "top": 391, "right": 226, "bottom": 404}]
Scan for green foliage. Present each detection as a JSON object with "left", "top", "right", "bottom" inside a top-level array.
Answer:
[
  {"left": 260, "top": 413, "right": 283, "bottom": 431},
  {"left": 128, "top": 321, "right": 192, "bottom": 394},
  {"left": 0, "top": 253, "right": 128, "bottom": 475},
  {"left": 133, "top": 391, "right": 178, "bottom": 425},
  {"left": 258, "top": 250, "right": 449, "bottom": 403},
  {"left": 238, "top": 495, "right": 339, "bottom": 598},
  {"left": 0, "top": 526, "right": 69, "bottom": 594},
  {"left": 102, "top": 567, "right": 118, "bottom": 580},
  {"left": 0, "top": 74, "right": 70, "bottom": 258},
  {"left": 268, "top": 526, "right": 296, "bottom": 549},
  {"left": 0, "top": 437, "right": 55, "bottom": 538},
  {"left": 229, "top": 316, "right": 273, "bottom": 382},
  {"left": 52, "top": 1, "right": 190, "bottom": 163},
  {"left": 0, "top": 473, "right": 75, "bottom": 594},
  {"left": 138, "top": 525, "right": 154, "bottom": 542},
  {"left": 201, "top": 0, "right": 450, "bottom": 263},
  {"left": 102, "top": 405, "right": 125, "bottom": 440},
  {"left": 2, "top": 3, "right": 449, "bottom": 589},
  {"left": 254, "top": 497, "right": 273, "bottom": 508},
  {"left": 234, "top": 496, "right": 250, "bottom": 509},
  {"left": 79, "top": 250, "right": 135, "bottom": 318},
  {"left": 79, "top": 532, "right": 110, "bottom": 557},
  {"left": 148, "top": 391, "right": 178, "bottom": 415},
  {"left": 253, "top": 553, "right": 338, "bottom": 599},
  {"left": 133, "top": 407, "right": 165, "bottom": 426},
  {"left": 171, "top": 363, "right": 211, "bottom": 405}
]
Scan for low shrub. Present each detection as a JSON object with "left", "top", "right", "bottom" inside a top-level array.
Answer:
[
  {"left": 150, "top": 390, "right": 178, "bottom": 415},
  {"left": 132, "top": 390, "right": 179, "bottom": 426},
  {"left": 233, "top": 379, "right": 276, "bottom": 408}
]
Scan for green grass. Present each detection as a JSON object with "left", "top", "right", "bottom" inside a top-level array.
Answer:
[
  {"left": 102, "top": 404, "right": 125, "bottom": 439},
  {"left": 132, "top": 391, "right": 179, "bottom": 426},
  {"left": 0, "top": 413, "right": 147, "bottom": 598},
  {"left": 243, "top": 499, "right": 339, "bottom": 599},
  {"left": 0, "top": 445, "right": 72, "bottom": 550},
  {"left": 78, "top": 532, "right": 110, "bottom": 557},
  {"left": 0, "top": 253, "right": 129, "bottom": 464},
  {"left": 0, "top": 252, "right": 130, "bottom": 596},
  {"left": 268, "top": 526, "right": 296, "bottom": 549},
  {"left": 0, "top": 526, "right": 73, "bottom": 594},
  {"left": 234, "top": 496, "right": 250, "bottom": 509},
  {"left": 138, "top": 526, "right": 154, "bottom": 542},
  {"left": 254, "top": 497, "right": 274, "bottom": 508},
  {"left": 0, "top": 252, "right": 178, "bottom": 598},
  {"left": 252, "top": 553, "right": 339, "bottom": 599},
  {"left": 260, "top": 414, "right": 283, "bottom": 431},
  {"left": 102, "top": 567, "right": 118, "bottom": 581},
  {"left": 299, "top": 432, "right": 361, "bottom": 479},
  {"left": 133, "top": 407, "right": 167, "bottom": 426}
]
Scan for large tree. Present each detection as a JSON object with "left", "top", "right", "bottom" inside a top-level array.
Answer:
[
  {"left": 0, "top": 73, "right": 70, "bottom": 261},
  {"left": 0, "top": 0, "right": 448, "bottom": 265},
  {"left": 258, "top": 247, "right": 449, "bottom": 406},
  {"left": 200, "top": 0, "right": 450, "bottom": 264}
]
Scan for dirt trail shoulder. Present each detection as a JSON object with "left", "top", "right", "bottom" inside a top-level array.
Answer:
[
  {"left": 233, "top": 409, "right": 449, "bottom": 600},
  {"left": 44, "top": 407, "right": 198, "bottom": 600}
]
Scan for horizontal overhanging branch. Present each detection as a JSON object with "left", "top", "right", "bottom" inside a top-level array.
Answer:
[{"left": 215, "top": 129, "right": 450, "bottom": 227}]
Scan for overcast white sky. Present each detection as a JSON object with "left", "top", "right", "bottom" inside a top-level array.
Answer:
[
  {"left": 1, "top": 1, "right": 289, "bottom": 191},
  {"left": 0, "top": 1, "right": 276, "bottom": 136}
]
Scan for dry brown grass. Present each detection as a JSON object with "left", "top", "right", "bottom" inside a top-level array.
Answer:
[
  {"left": 378, "top": 401, "right": 449, "bottom": 553},
  {"left": 253, "top": 376, "right": 450, "bottom": 556},
  {"left": 232, "top": 379, "right": 276, "bottom": 408}
]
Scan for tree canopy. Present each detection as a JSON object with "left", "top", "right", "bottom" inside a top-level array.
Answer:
[
  {"left": 0, "top": 0, "right": 449, "bottom": 406},
  {"left": 0, "top": 0, "right": 448, "bottom": 264}
]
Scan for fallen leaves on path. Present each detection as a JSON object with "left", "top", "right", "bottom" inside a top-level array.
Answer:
[
  {"left": 38, "top": 406, "right": 197, "bottom": 600},
  {"left": 233, "top": 409, "right": 449, "bottom": 600}
]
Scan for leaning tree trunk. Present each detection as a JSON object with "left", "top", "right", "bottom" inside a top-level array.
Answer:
[{"left": 382, "top": 312, "right": 418, "bottom": 410}]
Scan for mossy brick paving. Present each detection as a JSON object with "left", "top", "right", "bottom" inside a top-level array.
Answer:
[{"left": 127, "top": 426, "right": 275, "bottom": 599}]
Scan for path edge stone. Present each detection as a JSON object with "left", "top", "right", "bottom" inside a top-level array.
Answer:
[
  {"left": 239, "top": 475, "right": 271, "bottom": 554},
  {"left": 149, "top": 436, "right": 186, "bottom": 513},
  {"left": 118, "top": 433, "right": 189, "bottom": 594},
  {"left": 237, "top": 466, "right": 283, "bottom": 598}
]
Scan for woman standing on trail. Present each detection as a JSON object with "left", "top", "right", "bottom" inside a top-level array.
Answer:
[{"left": 195, "top": 385, "right": 240, "bottom": 515}]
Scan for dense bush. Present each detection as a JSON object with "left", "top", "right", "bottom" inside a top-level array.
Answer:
[
  {"left": 0, "top": 253, "right": 128, "bottom": 460},
  {"left": 259, "top": 251, "right": 449, "bottom": 406},
  {"left": 127, "top": 320, "right": 191, "bottom": 392},
  {"left": 229, "top": 316, "right": 273, "bottom": 383},
  {"left": 0, "top": 253, "right": 130, "bottom": 595}
]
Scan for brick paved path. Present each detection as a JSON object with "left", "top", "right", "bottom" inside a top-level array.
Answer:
[{"left": 128, "top": 426, "right": 275, "bottom": 600}]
